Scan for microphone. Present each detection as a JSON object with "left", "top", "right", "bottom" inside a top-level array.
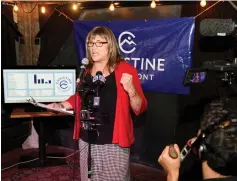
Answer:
[
  {"left": 92, "top": 71, "right": 106, "bottom": 108},
  {"left": 200, "top": 19, "right": 236, "bottom": 36},
  {"left": 92, "top": 71, "right": 106, "bottom": 85},
  {"left": 77, "top": 58, "right": 89, "bottom": 83}
]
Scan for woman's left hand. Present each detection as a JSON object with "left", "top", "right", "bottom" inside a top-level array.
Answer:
[{"left": 120, "top": 73, "right": 136, "bottom": 95}]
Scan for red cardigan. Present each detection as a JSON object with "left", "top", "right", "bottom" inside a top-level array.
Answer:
[{"left": 67, "top": 61, "right": 147, "bottom": 147}]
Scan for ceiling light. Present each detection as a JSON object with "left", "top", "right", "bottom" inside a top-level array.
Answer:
[
  {"left": 41, "top": 6, "right": 46, "bottom": 14},
  {"left": 150, "top": 0, "right": 156, "bottom": 9},
  {"left": 72, "top": 3, "right": 78, "bottom": 10},
  {"left": 13, "top": 4, "right": 18, "bottom": 12},
  {"left": 109, "top": 3, "right": 115, "bottom": 11},
  {"left": 200, "top": 0, "right": 206, "bottom": 7}
]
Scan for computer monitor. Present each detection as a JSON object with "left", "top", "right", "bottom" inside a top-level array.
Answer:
[{"left": 3, "top": 67, "right": 76, "bottom": 103}]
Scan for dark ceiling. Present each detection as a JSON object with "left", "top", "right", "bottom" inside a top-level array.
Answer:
[
  {"left": 2, "top": 1, "right": 198, "bottom": 9},
  {"left": 68, "top": 1, "right": 197, "bottom": 9}
]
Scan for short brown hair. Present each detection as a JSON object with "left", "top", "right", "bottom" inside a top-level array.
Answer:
[{"left": 85, "top": 26, "right": 123, "bottom": 71}]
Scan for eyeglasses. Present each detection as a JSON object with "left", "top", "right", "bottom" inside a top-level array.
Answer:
[{"left": 87, "top": 42, "right": 108, "bottom": 47}]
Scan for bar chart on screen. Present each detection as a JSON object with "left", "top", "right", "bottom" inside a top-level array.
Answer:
[
  {"left": 29, "top": 73, "right": 54, "bottom": 90},
  {"left": 33, "top": 74, "right": 52, "bottom": 84}
]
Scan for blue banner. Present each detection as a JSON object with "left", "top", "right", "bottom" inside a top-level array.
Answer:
[{"left": 73, "top": 17, "right": 195, "bottom": 95}]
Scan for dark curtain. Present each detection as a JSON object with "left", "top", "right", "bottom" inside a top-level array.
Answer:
[
  {"left": 37, "top": 11, "right": 73, "bottom": 66},
  {"left": 1, "top": 6, "right": 18, "bottom": 106},
  {"left": 37, "top": 4, "right": 79, "bottom": 66},
  {"left": 1, "top": 14, "right": 17, "bottom": 67}
]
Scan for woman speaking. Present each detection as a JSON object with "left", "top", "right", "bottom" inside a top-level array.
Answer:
[{"left": 49, "top": 26, "right": 147, "bottom": 181}]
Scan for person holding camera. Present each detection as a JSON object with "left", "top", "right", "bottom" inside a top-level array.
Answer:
[
  {"left": 48, "top": 26, "right": 147, "bottom": 181},
  {"left": 158, "top": 100, "right": 237, "bottom": 181}
]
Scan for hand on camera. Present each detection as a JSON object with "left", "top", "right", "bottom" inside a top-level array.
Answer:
[{"left": 158, "top": 144, "right": 180, "bottom": 175}]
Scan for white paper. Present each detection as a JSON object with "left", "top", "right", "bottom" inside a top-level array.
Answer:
[{"left": 27, "top": 98, "right": 74, "bottom": 115}]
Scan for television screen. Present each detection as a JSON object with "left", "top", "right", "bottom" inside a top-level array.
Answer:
[{"left": 3, "top": 68, "right": 76, "bottom": 103}]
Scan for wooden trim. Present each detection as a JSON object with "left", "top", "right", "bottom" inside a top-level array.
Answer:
[{"left": 10, "top": 108, "right": 68, "bottom": 119}]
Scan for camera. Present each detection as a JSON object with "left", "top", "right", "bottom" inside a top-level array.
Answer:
[
  {"left": 184, "top": 61, "right": 237, "bottom": 92},
  {"left": 184, "top": 18, "right": 237, "bottom": 93}
]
